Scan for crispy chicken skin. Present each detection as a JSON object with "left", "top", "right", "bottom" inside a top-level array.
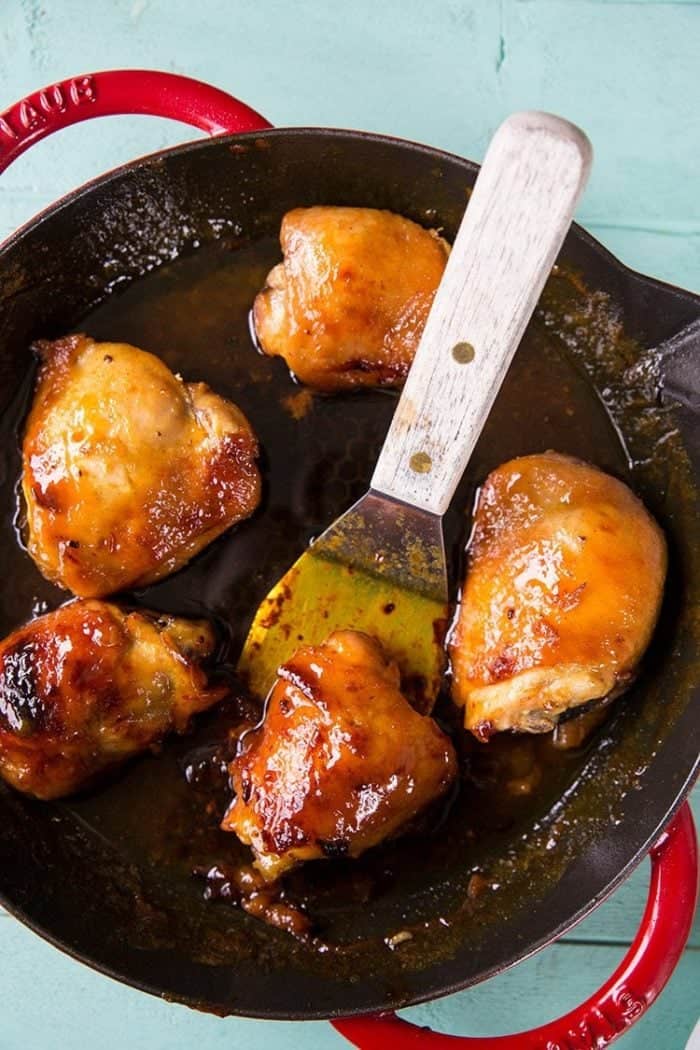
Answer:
[
  {"left": 222, "top": 631, "right": 456, "bottom": 880},
  {"left": 22, "top": 335, "right": 261, "bottom": 597},
  {"left": 0, "top": 601, "right": 226, "bottom": 799},
  {"left": 449, "top": 453, "right": 666, "bottom": 739},
  {"left": 253, "top": 207, "right": 449, "bottom": 391}
]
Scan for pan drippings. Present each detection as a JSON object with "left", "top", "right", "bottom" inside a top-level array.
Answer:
[{"left": 0, "top": 234, "right": 675, "bottom": 972}]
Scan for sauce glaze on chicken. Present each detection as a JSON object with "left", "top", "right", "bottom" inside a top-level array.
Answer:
[
  {"left": 222, "top": 631, "right": 457, "bottom": 880},
  {"left": 0, "top": 600, "right": 226, "bottom": 799},
  {"left": 449, "top": 453, "right": 667, "bottom": 739},
  {"left": 0, "top": 227, "right": 671, "bottom": 953},
  {"left": 253, "top": 207, "right": 449, "bottom": 391},
  {"left": 22, "top": 335, "right": 261, "bottom": 597}
]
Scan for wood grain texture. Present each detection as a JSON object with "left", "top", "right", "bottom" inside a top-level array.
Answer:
[{"left": 372, "top": 111, "right": 591, "bottom": 514}]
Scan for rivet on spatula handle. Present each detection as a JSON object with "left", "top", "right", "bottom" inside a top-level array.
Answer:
[{"left": 371, "top": 111, "right": 592, "bottom": 516}]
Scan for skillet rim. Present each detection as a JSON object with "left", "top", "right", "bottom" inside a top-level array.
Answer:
[
  {"left": 0, "top": 125, "right": 698, "bottom": 1020},
  {"left": 3, "top": 124, "right": 699, "bottom": 310}
]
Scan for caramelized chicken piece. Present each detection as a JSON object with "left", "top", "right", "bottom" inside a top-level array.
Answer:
[
  {"left": 223, "top": 631, "right": 456, "bottom": 880},
  {"left": 22, "top": 335, "right": 260, "bottom": 597},
  {"left": 449, "top": 453, "right": 666, "bottom": 739},
  {"left": 253, "top": 206, "right": 449, "bottom": 391},
  {"left": 0, "top": 601, "right": 225, "bottom": 799}
]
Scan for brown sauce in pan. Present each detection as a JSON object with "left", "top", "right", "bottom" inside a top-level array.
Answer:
[{"left": 0, "top": 235, "right": 684, "bottom": 969}]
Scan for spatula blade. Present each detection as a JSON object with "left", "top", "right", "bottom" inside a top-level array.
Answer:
[{"left": 238, "top": 491, "right": 448, "bottom": 713}]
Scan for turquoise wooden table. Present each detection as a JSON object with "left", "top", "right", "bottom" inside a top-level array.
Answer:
[{"left": 0, "top": 1, "right": 698, "bottom": 1046}]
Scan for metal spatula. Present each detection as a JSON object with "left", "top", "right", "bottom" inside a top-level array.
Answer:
[{"left": 239, "top": 112, "right": 592, "bottom": 710}]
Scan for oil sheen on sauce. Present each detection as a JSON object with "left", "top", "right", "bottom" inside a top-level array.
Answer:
[{"left": 0, "top": 237, "right": 641, "bottom": 966}]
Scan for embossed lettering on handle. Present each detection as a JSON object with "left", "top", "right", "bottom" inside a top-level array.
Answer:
[
  {"left": 0, "top": 76, "right": 97, "bottom": 153},
  {"left": 539, "top": 987, "right": 644, "bottom": 1049},
  {"left": 0, "top": 69, "right": 271, "bottom": 175}
]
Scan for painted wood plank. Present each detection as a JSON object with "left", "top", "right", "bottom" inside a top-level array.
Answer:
[
  {"left": 4, "top": 912, "right": 348, "bottom": 1050},
  {"left": 518, "top": 1, "right": 700, "bottom": 6},
  {"left": 498, "top": 0, "right": 700, "bottom": 232},
  {"left": 586, "top": 224, "right": 700, "bottom": 290},
  {"left": 2, "top": 911, "right": 698, "bottom": 1049},
  {"left": 1, "top": 0, "right": 698, "bottom": 243}
]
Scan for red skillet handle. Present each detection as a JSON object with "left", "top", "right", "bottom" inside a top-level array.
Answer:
[
  {"left": 0, "top": 69, "right": 272, "bottom": 174},
  {"left": 334, "top": 803, "right": 698, "bottom": 1049}
]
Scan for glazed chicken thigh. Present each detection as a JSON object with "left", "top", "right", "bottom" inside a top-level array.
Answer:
[
  {"left": 253, "top": 206, "right": 449, "bottom": 391},
  {"left": 449, "top": 453, "right": 666, "bottom": 739},
  {"left": 0, "top": 601, "right": 226, "bottom": 799},
  {"left": 22, "top": 335, "right": 260, "bottom": 597},
  {"left": 223, "top": 631, "right": 456, "bottom": 880}
]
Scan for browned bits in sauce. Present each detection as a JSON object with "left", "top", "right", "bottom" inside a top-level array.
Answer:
[
  {"left": 281, "top": 388, "right": 314, "bottom": 421},
  {"left": 6, "top": 238, "right": 659, "bottom": 960},
  {"left": 467, "top": 873, "right": 489, "bottom": 901},
  {"left": 197, "top": 863, "right": 312, "bottom": 941}
]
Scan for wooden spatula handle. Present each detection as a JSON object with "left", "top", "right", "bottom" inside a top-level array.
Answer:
[{"left": 371, "top": 111, "right": 592, "bottom": 516}]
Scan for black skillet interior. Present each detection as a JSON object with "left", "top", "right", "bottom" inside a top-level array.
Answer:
[{"left": 0, "top": 130, "right": 698, "bottom": 1019}]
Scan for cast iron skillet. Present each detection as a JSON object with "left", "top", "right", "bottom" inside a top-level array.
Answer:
[{"left": 0, "top": 72, "right": 698, "bottom": 1045}]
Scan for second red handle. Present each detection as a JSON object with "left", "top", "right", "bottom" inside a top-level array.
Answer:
[
  {"left": 333, "top": 803, "right": 698, "bottom": 1049},
  {"left": 0, "top": 68, "right": 272, "bottom": 175}
]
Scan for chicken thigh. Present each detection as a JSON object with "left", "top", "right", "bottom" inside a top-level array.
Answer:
[
  {"left": 449, "top": 453, "right": 666, "bottom": 739},
  {"left": 222, "top": 631, "right": 456, "bottom": 880},
  {"left": 253, "top": 206, "right": 449, "bottom": 391},
  {"left": 22, "top": 335, "right": 260, "bottom": 597},
  {"left": 0, "top": 600, "right": 226, "bottom": 799}
]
